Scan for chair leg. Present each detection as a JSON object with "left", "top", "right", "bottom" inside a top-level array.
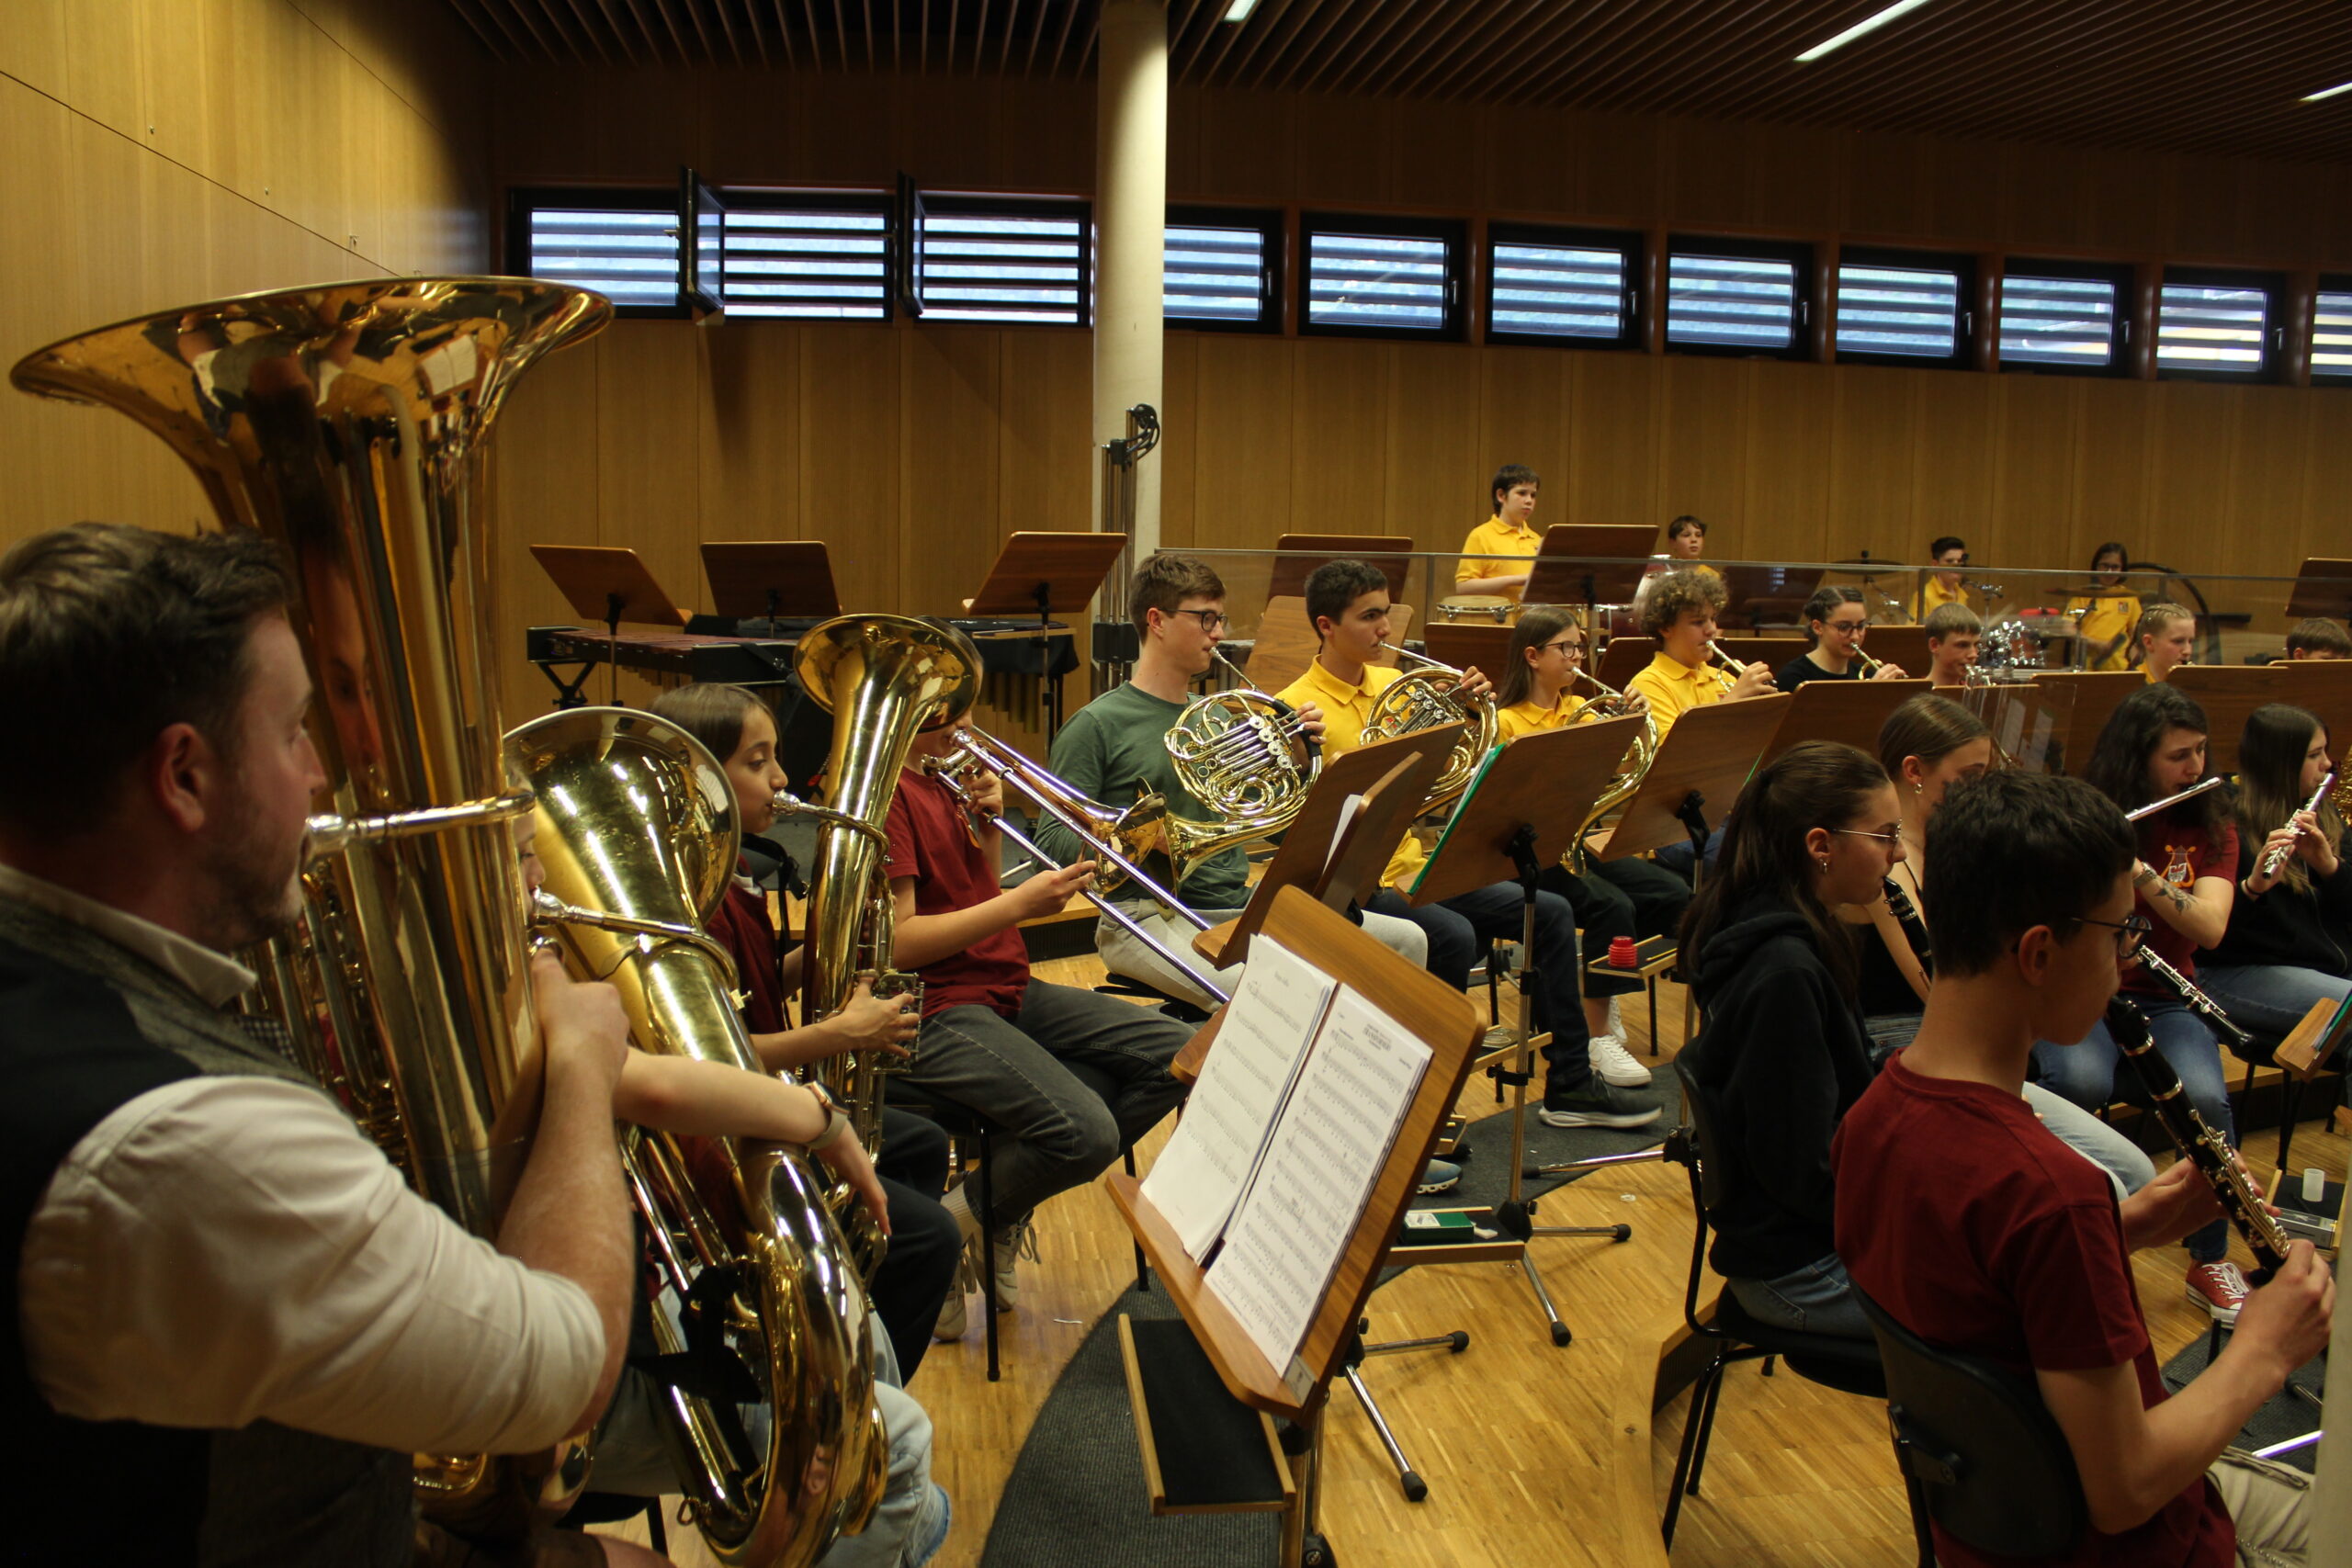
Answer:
[
  {"left": 975, "top": 1127, "right": 1001, "bottom": 1384},
  {"left": 2277, "top": 1077, "right": 2301, "bottom": 1170},
  {"left": 1125, "top": 1145, "right": 1150, "bottom": 1293},
  {"left": 643, "top": 1499, "right": 667, "bottom": 1555},
  {"left": 1662, "top": 1355, "right": 1723, "bottom": 1547},
  {"left": 1901, "top": 1468, "right": 1935, "bottom": 1567},
  {"left": 1685, "top": 1354, "right": 1730, "bottom": 1497}
]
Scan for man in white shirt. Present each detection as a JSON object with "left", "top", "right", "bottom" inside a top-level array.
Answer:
[{"left": 0, "top": 522, "right": 656, "bottom": 1566}]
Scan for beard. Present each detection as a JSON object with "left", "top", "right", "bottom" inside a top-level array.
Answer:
[{"left": 194, "top": 780, "right": 309, "bottom": 953}]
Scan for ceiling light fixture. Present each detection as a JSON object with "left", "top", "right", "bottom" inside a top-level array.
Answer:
[
  {"left": 1795, "top": 0, "right": 1935, "bottom": 63},
  {"left": 2302, "top": 78, "right": 2352, "bottom": 102},
  {"left": 1222, "top": 0, "right": 1261, "bottom": 21}
]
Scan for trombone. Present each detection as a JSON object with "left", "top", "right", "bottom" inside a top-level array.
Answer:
[{"left": 922, "top": 747, "right": 1233, "bottom": 1006}]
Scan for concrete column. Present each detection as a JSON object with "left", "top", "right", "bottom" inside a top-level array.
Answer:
[{"left": 1092, "top": 0, "right": 1167, "bottom": 559}]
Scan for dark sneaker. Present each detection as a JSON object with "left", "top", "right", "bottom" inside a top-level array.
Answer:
[{"left": 1538, "top": 1081, "right": 1662, "bottom": 1129}]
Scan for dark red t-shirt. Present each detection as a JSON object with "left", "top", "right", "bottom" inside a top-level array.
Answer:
[
  {"left": 707, "top": 868, "right": 788, "bottom": 1035},
  {"left": 883, "top": 769, "right": 1029, "bottom": 1020},
  {"left": 2132, "top": 812, "right": 2237, "bottom": 988},
  {"left": 1832, "top": 1053, "right": 2233, "bottom": 1568}
]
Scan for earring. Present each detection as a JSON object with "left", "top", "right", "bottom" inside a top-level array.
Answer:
[
  {"left": 1816, "top": 856, "right": 1830, "bottom": 872},
  {"left": 1913, "top": 781, "right": 1924, "bottom": 795}
]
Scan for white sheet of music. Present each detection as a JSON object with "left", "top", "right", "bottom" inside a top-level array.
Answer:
[
  {"left": 1138, "top": 939, "right": 1336, "bottom": 1259},
  {"left": 1324, "top": 793, "right": 1366, "bottom": 872},
  {"left": 1204, "top": 985, "right": 1431, "bottom": 1375}
]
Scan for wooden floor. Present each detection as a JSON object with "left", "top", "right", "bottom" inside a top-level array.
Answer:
[{"left": 601, "top": 950, "right": 2347, "bottom": 1568}]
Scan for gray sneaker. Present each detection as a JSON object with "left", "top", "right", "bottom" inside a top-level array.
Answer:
[{"left": 1538, "top": 1080, "right": 1662, "bottom": 1129}]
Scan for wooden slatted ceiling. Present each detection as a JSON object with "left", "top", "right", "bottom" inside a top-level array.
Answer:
[{"left": 446, "top": 0, "right": 2352, "bottom": 164}]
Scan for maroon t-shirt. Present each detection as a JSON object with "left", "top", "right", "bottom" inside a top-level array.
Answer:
[
  {"left": 1832, "top": 1054, "right": 2233, "bottom": 1568},
  {"left": 707, "top": 867, "right": 789, "bottom": 1034},
  {"left": 2132, "top": 812, "right": 2237, "bottom": 988},
  {"left": 883, "top": 769, "right": 1029, "bottom": 1020}
]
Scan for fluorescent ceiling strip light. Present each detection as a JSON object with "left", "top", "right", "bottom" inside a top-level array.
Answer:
[
  {"left": 1796, "top": 0, "right": 1935, "bottom": 62},
  {"left": 1222, "top": 0, "right": 1261, "bottom": 21},
  {"left": 2302, "top": 78, "right": 2352, "bottom": 102}
]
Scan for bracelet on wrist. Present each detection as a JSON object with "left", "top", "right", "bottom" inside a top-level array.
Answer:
[{"left": 807, "top": 1106, "right": 852, "bottom": 1154}]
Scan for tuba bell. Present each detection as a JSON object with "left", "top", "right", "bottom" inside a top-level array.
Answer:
[
  {"left": 793, "top": 614, "right": 984, "bottom": 1276},
  {"left": 509, "top": 706, "right": 886, "bottom": 1568},
  {"left": 10, "top": 279, "right": 607, "bottom": 1519}
]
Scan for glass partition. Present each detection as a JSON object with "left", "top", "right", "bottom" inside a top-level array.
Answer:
[{"left": 1135, "top": 548, "right": 2352, "bottom": 692}]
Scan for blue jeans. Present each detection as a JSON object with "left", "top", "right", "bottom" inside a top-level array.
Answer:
[
  {"left": 1654, "top": 825, "right": 1724, "bottom": 877},
  {"left": 2032, "top": 994, "right": 2232, "bottom": 1264},
  {"left": 1727, "top": 1253, "right": 1872, "bottom": 1341},
  {"left": 2198, "top": 964, "right": 2351, "bottom": 1050},
  {"left": 1367, "top": 882, "right": 1591, "bottom": 1097}
]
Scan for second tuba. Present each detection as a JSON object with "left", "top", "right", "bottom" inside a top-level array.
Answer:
[{"left": 509, "top": 705, "right": 887, "bottom": 1568}]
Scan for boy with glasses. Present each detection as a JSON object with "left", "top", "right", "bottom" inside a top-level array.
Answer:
[{"left": 1834, "top": 769, "right": 2328, "bottom": 1568}]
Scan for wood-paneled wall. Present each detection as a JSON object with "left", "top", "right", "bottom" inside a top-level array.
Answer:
[
  {"left": 481, "top": 64, "right": 2352, "bottom": 720},
  {"left": 0, "top": 0, "right": 491, "bottom": 546}
]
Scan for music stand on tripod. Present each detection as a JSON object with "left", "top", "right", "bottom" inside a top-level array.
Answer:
[
  {"left": 699, "top": 540, "right": 842, "bottom": 627},
  {"left": 1402, "top": 715, "right": 1649, "bottom": 1347},
  {"left": 528, "top": 544, "right": 691, "bottom": 708},
  {"left": 967, "top": 531, "right": 1132, "bottom": 740},
  {"left": 1523, "top": 525, "right": 1655, "bottom": 655}
]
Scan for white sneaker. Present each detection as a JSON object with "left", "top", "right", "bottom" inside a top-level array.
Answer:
[
  {"left": 1607, "top": 995, "right": 1625, "bottom": 1039},
  {"left": 1589, "top": 1031, "right": 1652, "bottom": 1088}
]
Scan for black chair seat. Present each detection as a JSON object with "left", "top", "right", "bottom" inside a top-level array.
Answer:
[{"left": 1710, "top": 1293, "right": 1888, "bottom": 1399}]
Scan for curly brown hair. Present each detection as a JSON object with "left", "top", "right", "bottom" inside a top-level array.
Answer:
[{"left": 1639, "top": 566, "right": 1727, "bottom": 639}]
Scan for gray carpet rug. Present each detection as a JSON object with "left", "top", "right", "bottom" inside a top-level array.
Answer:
[
  {"left": 978, "top": 1089, "right": 1675, "bottom": 1565},
  {"left": 2159, "top": 1329, "right": 2324, "bottom": 1473}
]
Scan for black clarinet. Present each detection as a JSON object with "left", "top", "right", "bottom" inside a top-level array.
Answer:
[
  {"left": 2134, "top": 949, "right": 2253, "bottom": 1051},
  {"left": 2104, "top": 996, "right": 2290, "bottom": 1281}
]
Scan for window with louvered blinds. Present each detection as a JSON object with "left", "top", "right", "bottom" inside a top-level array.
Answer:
[
  {"left": 1998, "top": 269, "right": 2127, "bottom": 372},
  {"left": 722, "top": 200, "right": 892, "bottom": 321},
  {"left": 1300, "top": 215, "right": 1464, "bottom": 339},
  {"left": 2156, "top": 274, "right": 2274, "bottom": 377},
  {"left": 1835, "top": 252, "right": 1970, "bottom": 366},
  {"left": 1487, "top": 224, "right": 1639, "bottom": 347},
  {"left": 913, "top": 197, "right": 1091, "bottom": 325},
  {"left": 1664, "top": 240, "right": 1812, "bottom": 357}
]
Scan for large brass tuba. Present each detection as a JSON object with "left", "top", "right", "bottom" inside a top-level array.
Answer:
[
  {"left": 792, "top": 615, "right": 984, "bottom": 1273},
  {"left": 9, "top": 279, "right": 607, "bottom": 1515},
  {"left": 508, "top": 706, "right": 886, "bottom": 1568}
]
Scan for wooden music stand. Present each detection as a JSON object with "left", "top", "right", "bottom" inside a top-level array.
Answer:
[
  {"left": 529, "top": 545, "right": 692, "bottom": 708},
  {"left": 1951, "top": 681, "right": 2075, "bottom": 773},
  {"left": 2165, "top": 663, "right": 2352, "bottom": 773},
  {"left": 1270, "top": 534, "right": 1413, "bottom": 601},
  {"left": 1600, "top": 694, "right": 1792, "bottom": 862},
  {"left": 699, "top": 540, "right": 842, "bottom": 622},
  {"left": 1522, "top": 525, "right": 1656, "bottom": 617},
  {"left": 1189, "top": 726, "right": 1463, "bottom": 974},
  {"left": 1860, "top": 624, "right": 1932, "bottom": 679},
  {"left": 1423, "top": 621, "right": 1514, "bottom": 679},
  {"left": 967, "top": 530, "right": 1132, "bottom": 738},
  {"left": 1760, "top": 678, "right": 1930, "bottom": 767},
  {"left": 1108, "top": 890, "right": 1484, "bottom": 1566},
  {"left": 2285, "top": 558, "right": 2352, "bottom": 622},
  {"left": 1712, "top": 562, "right": 1826, "bottom": 631},
  {"left": 1403, "top": 716, "right": 1650, "bottom": 1348},
  {"left": 2031, "top": 671, "right": 2145, "bottom": 775}
]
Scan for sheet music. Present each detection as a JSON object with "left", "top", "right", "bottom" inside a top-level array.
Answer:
[
  {"left": 1138, "top": 940, "right": 1337, "bottom": 1258},
  {"left": 1204, "top": 985, "right": 1432, "bottom": 1372},
  {"left": 1324, "top": 793, "right": 1367, "bottom": 872}
]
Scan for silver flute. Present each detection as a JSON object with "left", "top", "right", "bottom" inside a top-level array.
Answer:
[
  {"left": 2258, "top": 772, "right": 2335, "bottom": 878},
  {"left": 2125, "top": 775, "right": 2224, "bottom": 823}
]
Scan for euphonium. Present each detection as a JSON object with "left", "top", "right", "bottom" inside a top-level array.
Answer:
[
  {"left": 1363, "top": 645, "right": 1499, "bottom": 812},
  {"left": 12, "top": 278, "right": 607, "bottom": 1520},
  {"left": 794, "top": 615, "right": 982, "bottom": 1271},
  {"left": 509, "top": 706, "right": 886, "bottom": 1568}
]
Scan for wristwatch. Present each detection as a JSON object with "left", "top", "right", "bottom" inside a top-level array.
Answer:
[{"left": 803, "top": 1080, "right": 851, "bottom": 1152}]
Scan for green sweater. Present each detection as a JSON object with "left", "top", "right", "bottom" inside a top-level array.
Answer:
[{"left": 1038, "top": 681, "right": 1251, "bottom": 912}]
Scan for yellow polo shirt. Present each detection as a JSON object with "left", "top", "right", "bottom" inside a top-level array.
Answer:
[
  {"left": 2066, "top": 592, "right": 2141, "bottom": 672},
  {"left": 1495, "top": 691, "right": 1599, "bottom": 742},
  {"left": 1276, "top": 658, "right": 1429, "bottom": 892},
  {"left": 1909, "top": 578, "right": 1970, "bottom": 622},
  {"left": 1454, "top": 516, "right": 1543, "bottom": 602},
  {"left": 1623, "top": 651, "right": 1720, "bottom": 743}
]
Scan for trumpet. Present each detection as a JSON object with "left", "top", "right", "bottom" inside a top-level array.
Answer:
[
  {"left": 1706, "top": 639, "right": 1755, "bottom": 694},
  {"left": 1364, "top": 645, "right": 1499, "bottom": 813},
  {"left": 2258, "top": 773, "right": 2335, "bottom": 878},
  {"left": 922, "top": 747, "right": 1233, "bottom": 1005},
  {"left": 1852, "top": 645, "right": 1885, "bottom": 677}
]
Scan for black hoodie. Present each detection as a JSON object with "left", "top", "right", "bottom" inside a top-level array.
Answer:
[
  {"left": 2200, "top": 831, "right": 2352, "bottom": 980},
  {"left": 1680, "top": 893, "right": 1877, "bottom": 1282}
]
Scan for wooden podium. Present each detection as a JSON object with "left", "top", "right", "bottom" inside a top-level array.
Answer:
[{"left": 1109, "top": 891, "right": 1487, "bottom": 1564}]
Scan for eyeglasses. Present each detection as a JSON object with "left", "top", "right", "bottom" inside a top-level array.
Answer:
[
  {"left": 1831, "top": 827, "right": 1904, "bottom": 846},
  {"left": 1824, "top": 619, "right": 1870, "bottom": 635},
  {"left": 2065, "top": 912, "right": 2153, "bottom": 958},
  {"left": 1541, "top": 639, "right": 1585, "bottom": 659},
  {"left": 1172, "top": 608, "right": 1228, "bottom": 633}
]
